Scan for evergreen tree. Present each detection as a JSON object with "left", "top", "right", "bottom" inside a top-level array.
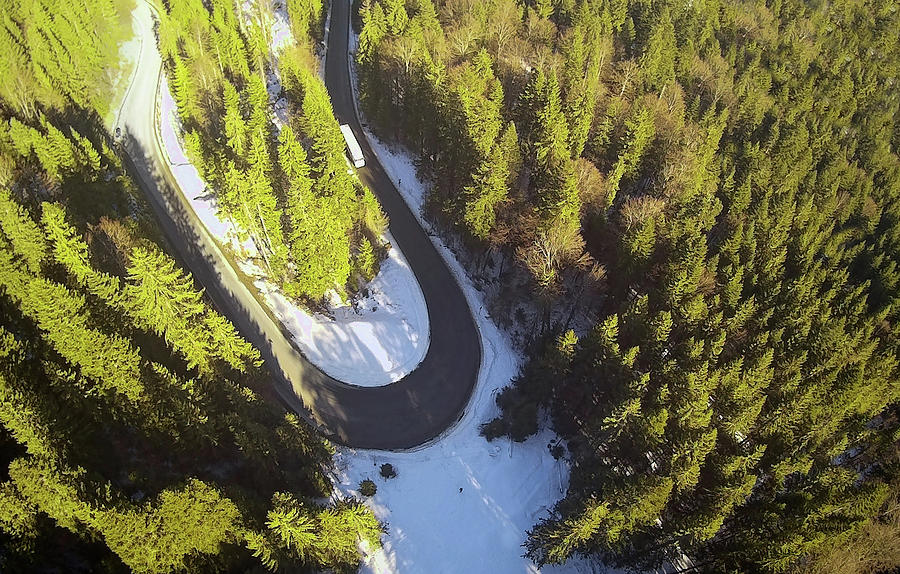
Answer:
[
  {"left": 640, "top": 9, "right": 676, "bottom": 92},
  {"left": 0, "top": 188, "right": 46, "bottom": 273},
  {"left": 124, "top": 246, "right": 212, "bottom": 372},
  {"left": 97, "top": 480, "right": 243, "bottom": 574}
]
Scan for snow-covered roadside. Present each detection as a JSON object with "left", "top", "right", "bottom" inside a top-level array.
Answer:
[
  {"left": 329, "top": 143, "right": 604, "bottom": 572},
  {"left": 245, "top": 237, "right": 428, "bottom": 386},
  {"left": 106, "top": 14, "right": 144, "bottom": 131},
  {"left": 157, "top": 73, "right": 428, "bottom": 387}
]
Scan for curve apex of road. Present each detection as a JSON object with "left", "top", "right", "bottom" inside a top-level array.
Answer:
[{"left": 117, "top": 0, "right": 482, "bottom": 450}]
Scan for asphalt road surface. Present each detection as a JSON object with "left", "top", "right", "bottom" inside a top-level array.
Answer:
[{"left": 116, "top": 0, "right": 481, "bottom": 449}]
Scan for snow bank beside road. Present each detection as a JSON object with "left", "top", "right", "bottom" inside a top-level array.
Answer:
[
  {"left": 157, "top": 76, "right": 428, "bottom": 387},
  {"left": 250, "top": 237, "right": 429, "bottom": 386}
]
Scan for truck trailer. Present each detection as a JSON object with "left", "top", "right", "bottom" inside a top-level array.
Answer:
[{"left": 340, "top": 124, "right": 365, "bottom": 168}]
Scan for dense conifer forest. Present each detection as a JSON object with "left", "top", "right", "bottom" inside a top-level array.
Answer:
[
  {"left": 2, "top": 0, "right": 900, "bottom": 570},
  {"left": 160, "top": 0, "right": 388, "bottom": 303},
  {"left": 0, "top": 0, "right": 383, "bottom": 571},
  {"left": 357, "top": 0, "right": 900, "bottom": 571}
]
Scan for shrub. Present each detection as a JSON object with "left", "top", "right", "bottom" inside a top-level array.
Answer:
[
  {"left": 480, "top": 418, "right": 507, "bottom": 441},
  {"left": 380, "top": 463, "right": 396, "bottom": 479},
  {"left": 359, "top": 479, "right": 377, "bottom": 497}
]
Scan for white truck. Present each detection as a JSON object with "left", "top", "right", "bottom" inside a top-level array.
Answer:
[{"left": 340, "top": 124, "right": 365, "bottom": 168}]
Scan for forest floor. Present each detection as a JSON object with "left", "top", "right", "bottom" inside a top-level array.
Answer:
[{"left": 157, "top": 74, "right": 429, "bottom": 387}]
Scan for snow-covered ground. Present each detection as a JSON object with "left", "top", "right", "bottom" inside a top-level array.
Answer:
[
  {"left": 105, "top": 15, "right": 143, "bottom": 131},
  {"left": 247, "top": 240, "right": 429, "bottom": 386},
  {"left": 157, "top": 74, "right": 428, "bottom": 387}
]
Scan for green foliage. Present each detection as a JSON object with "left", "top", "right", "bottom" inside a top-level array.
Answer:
[
  {"left": 124, "top": 246, "right": 211, "bottom": 370},
  {"left": 0, "top": 481, "right": 39, "bottom": 539},
  {"left": 0, "top": 243, "right": 144, "bottom": 401},
  {"left": 639, "top": 9, "right": 675, "bottom": 92},
  {"left": 463, "top": 146, "right": 509, "bottom": 240},
  {"left": 286, "top": 0, "right": 325, "bottom": 43},
  {"left": 98, "top": 480, "right": 243, "bottom": 574},
  {"left": 359, "top": 479, "right": 377, "bottom": 497},
  {"left": 0, "top": 188, "right": 46, "bottom": 273},
  {"left": 359, "top": 0, "right": 900, "bottom": 571},
  {"left": 604, "top": 103, "right": 654, "bottom": 209},
  {"left": 353, "top": 235, "right": 377, "bottom": 282},
  {"left": 264, "top": 492, "right": 384, "bottom": 573},
  {"left": 0, "top": 0, "right": 133, "bottom": 117},
  {"left": 0, "top": 329, "right": 61, "bottom": 458}
]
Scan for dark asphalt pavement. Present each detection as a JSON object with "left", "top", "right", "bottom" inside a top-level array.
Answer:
[{"left": 121, "top": 0, "right": 481, "bottom": 449}]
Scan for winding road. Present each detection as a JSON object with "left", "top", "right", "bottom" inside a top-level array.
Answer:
[{"left": 116, "top": 0, "right": 481, "bottom": 449}]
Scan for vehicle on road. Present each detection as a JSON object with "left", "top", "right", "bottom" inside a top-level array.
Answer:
[{"left": 340, "top": 124, "right": 365, "bottom": 168}]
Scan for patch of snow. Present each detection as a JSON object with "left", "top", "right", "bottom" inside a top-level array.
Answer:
[
  {"left": 158, "top": 74, "right": 428, "bottom": 387},
  {"left": 158, "top": 76, "right": 238, "bottom": 247},
  {"left": 106, "top": 15, "right": 143, "bottom": 131},
  {"left": 262, "top": 0, "right": 295, "bottom": 132},
  {"left": 246, "top": 234, "right": 429, "bottom": 387},
  {"left": 269, "top": 1, "right": 294, "bottom": 55}
]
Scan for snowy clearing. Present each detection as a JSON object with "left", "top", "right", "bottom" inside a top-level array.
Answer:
[
  {"left": 332, "top": 297, "right": 598, "bottom": 573},
  {"left": 157, "top": 75, "right": 429, "bottom": 387},
  {"left": 245, "top": 237, "right": 429, "bottom": 386}
]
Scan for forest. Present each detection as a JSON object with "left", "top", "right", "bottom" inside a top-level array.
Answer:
[
  {"left": 161, "top": 0, "right": 387, "bottom": 304},
  {"left": 356, "top": 0, "right": 900, "bottom": 571},
  {"left": 2, "top": 0, "right": 900, "bottom": 570},
  {"left": 0, "top": 0, "right": 383, "bottom": 571}
]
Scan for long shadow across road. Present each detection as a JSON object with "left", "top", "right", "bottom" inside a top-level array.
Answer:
[{"left": 120, "top": 0, "right": 481, "bottom": 449}]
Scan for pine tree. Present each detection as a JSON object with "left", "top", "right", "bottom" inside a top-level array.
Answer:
[
  {"left": 463, "top": 146, "right": 509, "bottom": 241},
  {"left": 640, "top": 10, "right": 676, "bottom": 92},
  {"left": 604, "top": 103, "right": 655, "bottom": 209},
  {"left": 7, "top": 457, "right": 95, "bottom": 534},
  {"left": 41, "top": 202, "right": 123, "bottom": 304},
  {"left": 353, "top": 235, "right": 377, "bottom": 281},
  {"left": 97, "top": 479, "right": 243, "bottom": 574},
  {"left": 520, "top": 69, "right": 570, "bottom": 168},
  {"left": 0, "top": 481, "right": 39, "bottom": 540},
  {"left": 124, "top": 246, "right": 212, "bottom": 372},
  {"left": 561, "top": 24, "right": 603, "bottom": 158},
  {"left": 171, "top": 54, "right": 198, "bottom": 123},
  {"left": 0, "top": 328, "right": 59, "bottom": 458},
  {"left": 0, "top": 188, "right": 46, "bottom": 273},
  {"left": 0, "top": 245, "right": 143, "bottom": 401},
  {"left": 203, "top": 311, "right": 261, "bottom": 371},
  {"left": 223, "top": 79, "right": 246, "bottom": 157},
  {"left": 265, "top": 492, "right": 383, "bottom": 571}
]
